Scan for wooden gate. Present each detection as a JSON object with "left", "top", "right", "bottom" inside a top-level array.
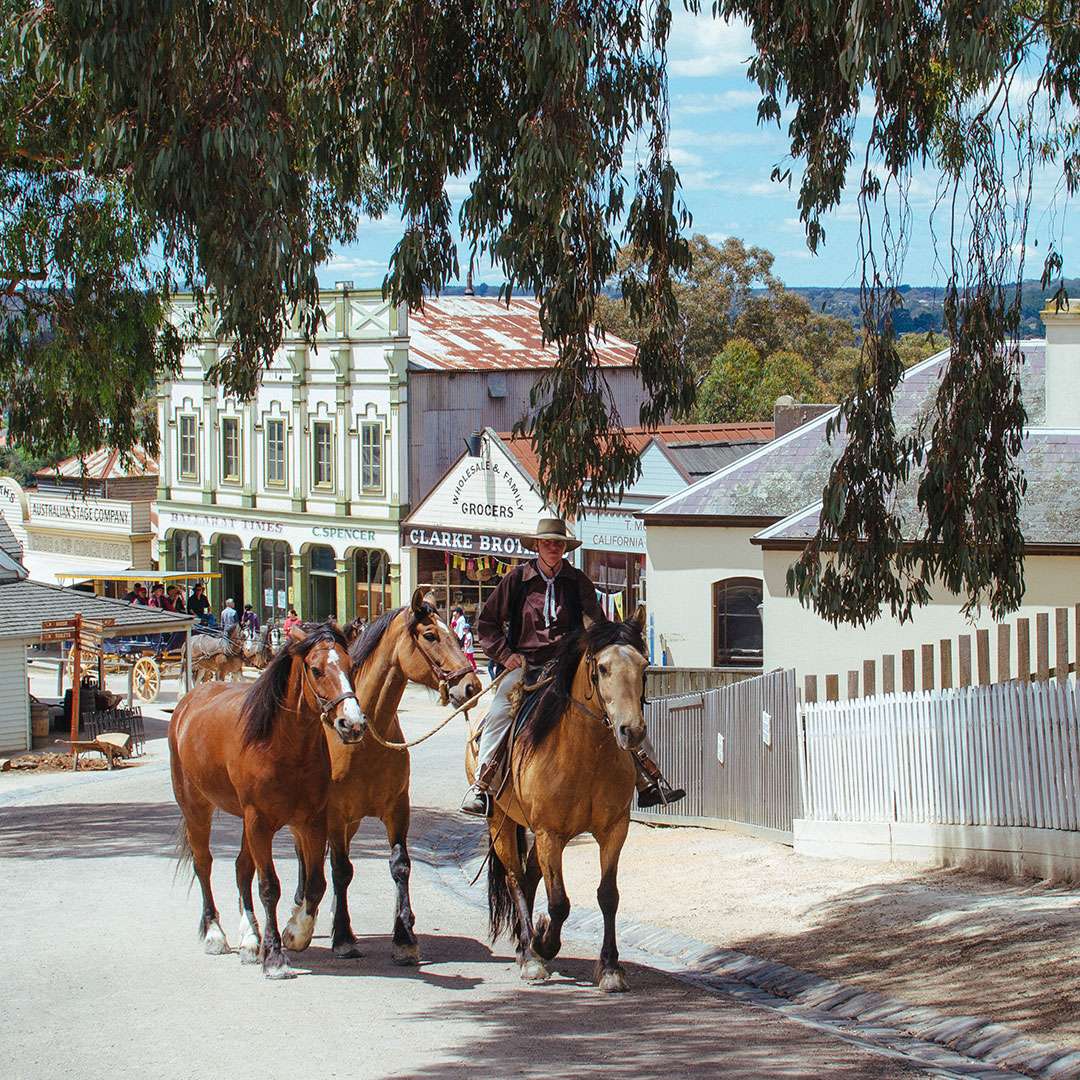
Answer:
[{"left": 642, "top": 668, "right": 800, "bottom": 841}]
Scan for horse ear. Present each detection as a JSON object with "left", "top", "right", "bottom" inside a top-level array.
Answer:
[
  {"left": 630, "top": 604, "right": 646, "bottom": 631},
  {"left": 411, "top": 587, "right": 429, "bottom": 615},
  {"left": 288, "top": 624, "right": 307, "bottom": 643}
]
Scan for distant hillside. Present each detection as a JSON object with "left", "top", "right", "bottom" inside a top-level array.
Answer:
[{"left": 785, "top": 279, "right": 1080, "bottom": 338}]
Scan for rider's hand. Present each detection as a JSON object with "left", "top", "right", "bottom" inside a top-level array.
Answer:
[{"left": 503, "top": 653, "right": 523, "bottom": 671}]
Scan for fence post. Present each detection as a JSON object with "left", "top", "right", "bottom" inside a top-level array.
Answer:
[
  {"left": 1056, "top": 607, "right": 1070, "bottom": 681},
  {"left": 940, "top": 639, "right": 953, "bottom": 689},
  {"left": 921, "top": 644, "right": 935, "bottom": 691},
  {"left": 902, "top": 649, "right": 915, "bottom": 693},
  {"left": 804, "top": 674, "right": 818, "bottom": 704},
  {"left": 1017, "top": 618, "right": 1031, "bottom": 682},
  {"left": 882, "top": 654, "right": 895, "bottom": 694},
  {"left": 977, "top": 629, "right": 991, "bottom": 685},
  {"left": 847, "top": 670, "right": 859, "bottom": 699},
  {"left": 825, "top": 673, "right": 839, "bottom": 701},
  {"left": 997, "top": 624, "right": 1011, "bottom": 683},
  {"left": 1037, "top": 612, "right": 1050, "bottom": 681},
  {"left": 863, "top": 659, "right": 876, "bottom": 698},
  {"left": 1075, "top": 604, "right": 1080, "bottom": 679},
  {"left": 958, "top": 635, "right": 972, "bottom": 687}
]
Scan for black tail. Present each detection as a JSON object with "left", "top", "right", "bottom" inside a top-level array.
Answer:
[{"left": 487, "top": 826, "right": 525, "bottom": 942}]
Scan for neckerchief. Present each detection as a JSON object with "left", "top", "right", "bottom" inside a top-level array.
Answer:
[{"left": 536, "top": 560, "right": 559, "bottom": 627}]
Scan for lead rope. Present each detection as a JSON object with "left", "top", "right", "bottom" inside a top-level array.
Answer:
[{"left": 362, "top": 671, "right": 507, "bottom": 751}]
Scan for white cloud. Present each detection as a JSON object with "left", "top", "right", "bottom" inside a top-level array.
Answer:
[
  {"left": 673, "top": 89, "right": 762, "bottom": 115},
  {"left": 670, "top": 127, "right": 780, "bottom": 151},
  {"left": 668, "top": 10, "right": 753, "bottom": 78}
]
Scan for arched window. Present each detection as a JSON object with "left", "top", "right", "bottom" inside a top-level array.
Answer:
[
  {"left": 259, "top": 540, "right": 291, "bottom": 625},
  {"left": 712, "top": 578, "right": 763, "bottom": 667},
  {"left": 172, "top": 530, "right": 202, "bottom": 572},
  {"left": 309, "top": 544, "right": 338, "bottom": 622}
]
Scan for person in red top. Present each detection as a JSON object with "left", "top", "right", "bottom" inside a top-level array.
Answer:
[{"left": 460, "top": 518, "right": 684, "bottom": 817}]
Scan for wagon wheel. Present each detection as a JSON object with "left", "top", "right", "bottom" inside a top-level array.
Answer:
[{"left": 132, "top": 657, "right": 161, "bottom": 703}]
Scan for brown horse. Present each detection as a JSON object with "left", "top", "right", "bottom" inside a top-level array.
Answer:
[
  {"left": 294, "top": 589, "right": 482, "bottom": 962},
  {"left": 170, "top": 623, "right": 367, "bottom": 979},
  {"left": 190, "top": 623, "right": 245, "bottom": 682},
  {"left": 467, "top": 608, "right": 649, "bottom": 990}
]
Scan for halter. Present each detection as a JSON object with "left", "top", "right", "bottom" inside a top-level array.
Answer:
[
  {"left": 301, "top": 652, "right": 360, "bottom": 727},
  {"left": 570, "top": 651, "right": 614, "bottom": 732}
]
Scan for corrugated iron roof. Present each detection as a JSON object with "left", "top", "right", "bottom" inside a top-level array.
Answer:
[
  {"left": 36, "top": 445, "right": 158, "bottom": 481},
  {"left": 646, "top": 343, "right": 1047, "bottom": 521},
  {"left": 407, "top": 296, "right": 638, "bottom": 371}
]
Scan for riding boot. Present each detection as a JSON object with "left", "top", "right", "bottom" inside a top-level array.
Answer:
[
  {"left": 460, "top": 759, "right": 501, "bottom": 818},
  {"left": 633, "top": 748, "right": 686, "bottom": 809}
]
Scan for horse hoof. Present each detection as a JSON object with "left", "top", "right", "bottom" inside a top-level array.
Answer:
[
  {"left": 391, "top": 942, "right": 420, "bottom": 966},
  {"left": 598, "top": 969, "right": 629, "bottom": 993},
  {"left": 332, "top": 941, "right": 364, "bottom": 959},
  {"left": 519, "top": 958, "right": 549, "bottom": 983},
  {"left": 281, "top": 916, "right": 314, "bottom": 952},
  {"left": 263, "top": 959, "right": 298, "bottom": 980},
  {"left": 203, "top": 924, "right": 230, "bottom": 955},
  {"left": 238, "top": 944, "right": 260, "bottom": 965}
]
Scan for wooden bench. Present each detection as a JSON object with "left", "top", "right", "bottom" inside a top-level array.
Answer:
[{"left": 58, "top": 732, "right": 133, "bottom": 770}]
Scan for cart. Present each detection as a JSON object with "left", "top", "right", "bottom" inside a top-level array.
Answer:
[{"left": 55, "top": 570, "right": 220, "bottom": 703}]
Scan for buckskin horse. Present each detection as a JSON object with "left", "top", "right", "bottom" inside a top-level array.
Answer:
[
  {"left": 467, "top": 607, "right": 649, "bottom": 991},
  {"left": 293, "top": 589, "right": 481, "bottom": 963},
  {"left": 170, "top": 623, "right": 367, "bottom": 979}
]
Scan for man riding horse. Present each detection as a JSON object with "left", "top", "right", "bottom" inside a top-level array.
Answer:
[{"left": 460, "top": 518, "right": 686, "bottom": 817}]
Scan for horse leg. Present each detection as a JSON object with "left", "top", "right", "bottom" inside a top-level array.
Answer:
[
  {"left": 281, "top": 817, "right": 328, "bottom": 954},
  {"left": 384, "top": 797, "right": 419, "bottom": 965},
  {"left": 491, "top": 824, "right": 547, "bottom": 982},
  {"left": 291, "top": 832, "right": 307, "bottom": 911},
  {"left": 235, "top": 830, "right": 261, "bottom": 964},
  {"left": 594, "top": 816, "right": 631, "bottom": 992},
  {"left": 244, "top": 814, "right": 293, "bottom": 979},
  {"left": 175, "top": 786, "right": 229, "bottom": 954},
  {"left": 329, "top": 822, "right": 363, "bottom": 959},
  {"left": 531, "top": 830, "right": 570, "bottom": 963}
]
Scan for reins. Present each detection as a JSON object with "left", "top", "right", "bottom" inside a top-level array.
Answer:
[{"left": 361, "top": 671, "right": 505, "bottom": 751}]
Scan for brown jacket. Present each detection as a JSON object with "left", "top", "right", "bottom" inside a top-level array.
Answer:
[{"left": 478, "top": 559, "right": 606, "bottom": 667}]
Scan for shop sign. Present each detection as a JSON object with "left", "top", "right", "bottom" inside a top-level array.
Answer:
[
  {"left": 162, "top": 509, "right": 389, "bottom": 550},
  {"left": 164, "top": 510, "right": 286, "bottom": 535},
  {"left": 402, "top": 527, "right": 528, "bottom": 557},
  {"left": 312, "top": 525, "right": 377, "bottom": 542},
  {"left": 577, "top": 510, "right": 647, "bottom": 552},
  {"left": 28, "top": 493, "right": 133, "bottom": 534},
  {"left": 27, "top": 531, "right": 130, "bottom": 561}
]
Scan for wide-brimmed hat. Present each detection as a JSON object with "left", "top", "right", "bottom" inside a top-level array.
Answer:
[{"left": 520, "top": 518, "right": 581, "bottom": 552}]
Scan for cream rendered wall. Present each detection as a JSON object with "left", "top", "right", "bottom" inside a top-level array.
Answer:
[
  {"left": 761, "top": 548, "right": 1080, "bottom": 691},
  {"left": 645, "top": 523, "right": 762, "bottom": 667},
  {"left": 0, "top": 639, "right": 29, "bottom": 754}
]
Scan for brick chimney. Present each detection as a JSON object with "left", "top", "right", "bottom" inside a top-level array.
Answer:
[{"left": 1043, "top": 302, "right": 1080, "bottom": 428}]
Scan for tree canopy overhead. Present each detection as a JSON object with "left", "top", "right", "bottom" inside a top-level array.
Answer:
[{"left": 3, "top": 0, "right": 1077, "bottom": 624}]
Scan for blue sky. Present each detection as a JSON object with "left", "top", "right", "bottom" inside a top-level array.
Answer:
[{"left": 322, "top": 11, "right": 1072, "bottom": 293}]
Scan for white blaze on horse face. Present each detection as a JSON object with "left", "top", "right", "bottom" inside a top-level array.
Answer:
[
  {"left": 326, "top": 648, "right": 366, "bottom": 728},
  {"left": 596, "top": 644, "right": 648, "bottom": 751}
]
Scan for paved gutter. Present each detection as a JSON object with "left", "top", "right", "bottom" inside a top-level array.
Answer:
[{"left": 415, "top": 817, "right": 1080, "bottom": 1080}]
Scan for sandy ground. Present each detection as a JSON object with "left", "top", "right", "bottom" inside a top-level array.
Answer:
[{"left": 560, "top": 819, "right": 1080, "bottom": 1050}]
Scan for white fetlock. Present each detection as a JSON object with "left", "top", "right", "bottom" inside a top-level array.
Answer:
[
  {"left": 519, "top": 957, "right": 549, "bottom": 982},
  {"left": 237, "top": 912, "right": 261, "bottom": 964},
  {"left": 203, "top": 921, "right": 230, "bottom": 955},
  {"left": 281, "top": 909, "right": 315, "bottom": 952}
]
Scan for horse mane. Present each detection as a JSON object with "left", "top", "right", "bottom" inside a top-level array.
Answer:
[
  {"left": 347, "top": 601, "right": 438, "bottom": 669},
  {"left": 240, "top": 622, "right": 348, "bottom": 744},
  {"left": 516, "top": 616, "right": 648, "bottom": 753}
]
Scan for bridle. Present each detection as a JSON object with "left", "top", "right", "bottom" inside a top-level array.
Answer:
[
  {"left": 412, "top": 621, "right": 476, "bottom": 705},
  {"left": 570, "top": 648, "right": 648, "bottom": 734},
  {"left": 300, "top": 647, "right": 361, "bottom": 727}
]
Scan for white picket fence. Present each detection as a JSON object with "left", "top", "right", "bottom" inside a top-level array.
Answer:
[{"left": 799, "top": 678, "right": 1080, "bottom": 830}]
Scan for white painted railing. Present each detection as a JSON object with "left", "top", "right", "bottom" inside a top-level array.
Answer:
[{"left": 799, "top": 679, "right": 1080, "bottom": 831}]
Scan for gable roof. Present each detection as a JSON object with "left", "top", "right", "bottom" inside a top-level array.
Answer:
[
  {"left": 644, "top": 342, "right": 1047, "bottom": 524},
  {"left": 406, "top": 296, "right": 638, "bottom": 372},
  {"left": 35, "top": 446, "right": 157, "bottom": 482}
]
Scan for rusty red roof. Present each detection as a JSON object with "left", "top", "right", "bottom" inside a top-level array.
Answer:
[
  {"left": 406, "top": 296, "right": 637, "bottom": 371},
  {"left": 36, "top": 445, "right": 158, "bottom": 481},
  {"left": 500, "top": 423, "right": 775, "bottom": 483}
]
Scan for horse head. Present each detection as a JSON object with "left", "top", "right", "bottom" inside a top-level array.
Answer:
[
  {"left": 289, "top": 625, "right": 368, "bottom": 744},
  {"left": 586, "top": 606, "right": 649, "bottom": 751},
  {"left": 402, "top": 588, "right": 483, "bottom": 705}
]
